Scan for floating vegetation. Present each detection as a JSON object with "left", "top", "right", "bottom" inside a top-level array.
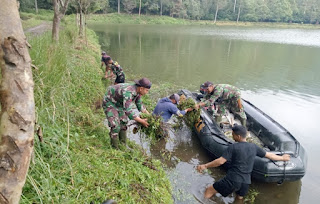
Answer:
[
  {"left": 135, "top": 113, "right": 169, "bottom": 139},
  {"left": 244, "top": 188, "right": 259, "bottom": 203},
  {"left": 177, "top": 95, "right": 200, "bottom": 129}
]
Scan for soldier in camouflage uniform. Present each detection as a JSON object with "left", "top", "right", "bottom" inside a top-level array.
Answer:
[
  {"left": 110, "top": 61, "right": 125, "bottom": 84},
  {"left": 198, "top": 81, "right": 247, "bottom": 127},
  {"left": 102, "top": 78, "right": 151, "bottom": 149}
]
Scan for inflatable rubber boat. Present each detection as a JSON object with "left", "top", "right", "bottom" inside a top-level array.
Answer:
[{"left": 179, "top": 89, "right": 307, "bottom": 183}]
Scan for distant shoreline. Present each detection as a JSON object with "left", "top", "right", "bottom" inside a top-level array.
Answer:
[{"left": 88, "top": 13, "right": 320, "bottom": 29}]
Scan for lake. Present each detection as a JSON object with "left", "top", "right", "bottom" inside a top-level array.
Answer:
[{"left": 90, "top": 23, "right": 320, "bottom": 204}]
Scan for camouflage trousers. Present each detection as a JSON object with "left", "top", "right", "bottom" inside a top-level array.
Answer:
[
  {"left": 103, "top": 101, "right": 128, "bottom": 139},
  {"left": 216, "top": 97, "right": 247, "bottom": 120}
]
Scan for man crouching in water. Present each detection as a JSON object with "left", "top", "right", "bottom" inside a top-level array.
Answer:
[
  {"left": 197, "top": 124, "right": 290, "bottom": 201},
  {"left": 102, "top": 78, "right": 151, "bottom": 149}
]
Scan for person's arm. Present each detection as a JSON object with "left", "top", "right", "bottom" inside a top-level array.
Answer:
[
  {"left": 134, "top": 116, "right": 149, "bottom": 127},
  {"left": 197, "top": 157, "right": 227, "bottom": 173},
  {"left": 265, "top": 152, "right": 290, "bottom": 161}
]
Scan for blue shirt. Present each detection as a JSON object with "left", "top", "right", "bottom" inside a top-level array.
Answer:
[{"left": 153, "top": 97, "right": 186, "bottom": 122}]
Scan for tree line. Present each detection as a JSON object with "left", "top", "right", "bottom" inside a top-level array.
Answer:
[{"left": 20, "top": 0, "right": 320, "bottom": 24}]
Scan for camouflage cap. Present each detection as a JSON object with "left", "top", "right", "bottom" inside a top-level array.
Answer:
[
  {"left": 134, "top": 78, "right": 152, "bottom": 89},
  {"left": 101, "top": 51, "right": 107, "bottom": 55}
]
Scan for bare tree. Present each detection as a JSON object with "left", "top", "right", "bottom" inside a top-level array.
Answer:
[
  {"left": 118, "top": 0, "right": 120, "bottom": 13},
  {"left": 35, "top": 0, "right": 38, "bottom": 13},
  {"left": 0, "top": 1, "right": 35, "bottom": 204},
  {"left": 52, "top": 0, "right": 70, "bottom": 42},
  {"left": 139, "top": 0, "right": 142, "bottom": 16}
]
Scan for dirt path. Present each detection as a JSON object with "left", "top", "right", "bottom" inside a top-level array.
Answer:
[{"left": 25, "top": 21, "right": 52, "bottom": 36}]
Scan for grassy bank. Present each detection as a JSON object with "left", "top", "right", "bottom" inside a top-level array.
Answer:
[
  {"left": 20, "top": 9, "right": 53, "bottom": 29},
  {"left": 88, "top": 13, "right": 320, "bottom": 29},
  {"left": 20, "top": 15, "right": 172, "bottom": 203}
]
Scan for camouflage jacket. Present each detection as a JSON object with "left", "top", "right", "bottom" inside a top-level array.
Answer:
[
  {"left": 103, "top": 83, "right": 144, "bottom": 120},
  {"left": 204, "top": 84, "right": 241, "bottom": 107},
  {"left": 111, "top": 64, "right": 124, "bottom": 76}
]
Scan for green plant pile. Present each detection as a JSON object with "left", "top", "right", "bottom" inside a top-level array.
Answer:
[
  {"left": 137, "top": 113, "right": 169, "bottom": 139},
  {"left": 19, "top": 14, "right": 172, "bottom": 204},
  {"left": 177, "top": 96, "right": 200, "bottom": 129}
]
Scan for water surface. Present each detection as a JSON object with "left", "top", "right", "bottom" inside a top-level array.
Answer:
[{"left": 90, "top": 23, "right": 320, "bottom": 203}]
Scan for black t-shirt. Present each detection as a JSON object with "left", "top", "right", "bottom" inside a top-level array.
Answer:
[{"left": 222, "top": 142, "right": 266, "bottom": 184}]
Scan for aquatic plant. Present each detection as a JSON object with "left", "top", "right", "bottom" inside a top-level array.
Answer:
[
  {"left": 177, "top": 96, "right": 200, "bottom": 129},
  {"left": 136, "top": 113, "right": 169, "bottom": 139},
  {"left": 244, "top": 188, "right": 259, "bottom": 203}
]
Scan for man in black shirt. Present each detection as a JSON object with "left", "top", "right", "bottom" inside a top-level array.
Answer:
[{"left": 197, "top": 125, "right": 290, "bottom": 200}]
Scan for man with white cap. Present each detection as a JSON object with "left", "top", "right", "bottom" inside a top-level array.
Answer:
[{"left": 153, "top": 94, "right": 193, "bottom": 122}]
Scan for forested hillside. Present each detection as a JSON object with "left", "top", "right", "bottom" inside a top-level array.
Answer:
[{"left": 20, "top": 0, "right": 320, "bottom": 24}]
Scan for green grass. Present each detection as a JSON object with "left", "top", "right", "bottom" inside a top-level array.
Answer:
[
  {"left": 88, "top": 13, "right": 320, "bottom": 29},
  {"left": 20, "top": 18, "right": 172, "bottom": 203},
  {"left": 20, "top": 10, "right": 53, "bottom": 29}
]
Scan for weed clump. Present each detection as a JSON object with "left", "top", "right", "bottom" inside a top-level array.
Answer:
[
  {"left": 177, "top": 96, "right": 200, "bottom": 129},
  {"left": 135, "top": 113, "right": 169, "bottom": 139}
]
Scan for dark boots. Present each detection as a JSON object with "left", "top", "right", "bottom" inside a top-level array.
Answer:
[
  {"left": 119, "top": 130, "right": 127, "bottom": 144},
  {"left": 110, "top": 137, "right": 119, "bottom": 149}
]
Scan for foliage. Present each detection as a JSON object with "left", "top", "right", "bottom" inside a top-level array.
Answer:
[
  {"left": 177, "top": 96, "right": 200, "bottom": 129},
  {"left": 19, "top": 0, "right": 320, "bottom": 24},
  {"left": 20, "top": 16, "right": 173, "bottom": 203},
  {"left": 137, "top": 113, "right": 169, "bottom": 139},
  {"left": 244, "top": 188, "right": 259, "bottom": 203},
  {"left": 20, "top": 10, "right": 53, "bottom": 29}
]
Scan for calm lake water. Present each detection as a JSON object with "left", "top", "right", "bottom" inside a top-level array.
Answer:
[{"left": 90, "top": 23, "right": 320, "bottom": 204}]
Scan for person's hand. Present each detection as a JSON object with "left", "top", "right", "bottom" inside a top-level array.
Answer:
[
  {"left": 142, "top": 109, "right": 150, "bottom": 114},
  {"left": 140, "top": 118, "right": 149, "bottom": 127},
  {"left": 195, "top": 104, "right": 200, "bottom": 110},
  {"left": 282, "top": 154, "right": 291, "bottom": 161},
  {"left": 197, "top": 164, "right": 207, "bottom": 173},
  {"left": 104, "top": 74, "right": 108, "bottom": 79},
  {"left": 185, "top": 108, "right": 193, "bottom": 112}
]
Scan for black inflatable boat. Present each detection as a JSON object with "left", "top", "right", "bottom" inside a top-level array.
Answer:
[{"left": 179, "top": 89, "right": 307, "bottom": 183}]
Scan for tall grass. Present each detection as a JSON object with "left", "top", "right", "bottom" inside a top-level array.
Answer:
[{"left": 20, "top": 21, "right": 172, "bottom": 203}]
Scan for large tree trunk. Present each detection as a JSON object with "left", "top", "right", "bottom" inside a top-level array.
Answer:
[{"left": 0, "top": 1, "right": 35, "bottom": 204}]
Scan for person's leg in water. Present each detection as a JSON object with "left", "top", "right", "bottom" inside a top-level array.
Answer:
[{"left": 204, "top": 185, "right": 218, "bottom": 198}]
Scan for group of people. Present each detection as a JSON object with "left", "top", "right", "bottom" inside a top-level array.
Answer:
[{"left": 101, "top": 53, "right": 291, "bottom": 201}]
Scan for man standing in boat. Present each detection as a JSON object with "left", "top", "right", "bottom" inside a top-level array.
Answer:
[
  {"left": 197, "top": 124, "right": 290, "bottom": 201},
  {"left": 196, "top": 81, "right": 247, "bottom": 127},
  {"left": 153, "top": 93, "right": 193, "bottom": 122}
]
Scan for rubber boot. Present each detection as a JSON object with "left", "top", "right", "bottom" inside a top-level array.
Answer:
[
  {"left": 110, "top": 137, "right": 119, "bottom": 149},
  {"left": 240, "top": 118, "right": 247, "bottom": 128},
  {"left": 119, "top": 130, "right": 127, "bottom": 144}
]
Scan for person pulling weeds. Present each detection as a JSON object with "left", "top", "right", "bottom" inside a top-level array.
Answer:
[
  {"left": 102, "top": 78, "right": 151, "bottom": 149},
  {"left": 153, "top": 94, "right": 193, "bottom": 122}
]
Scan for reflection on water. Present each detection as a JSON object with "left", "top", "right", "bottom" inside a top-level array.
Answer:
[{"left": 91, "top": 24, "right": 320, "bottom": 203}]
